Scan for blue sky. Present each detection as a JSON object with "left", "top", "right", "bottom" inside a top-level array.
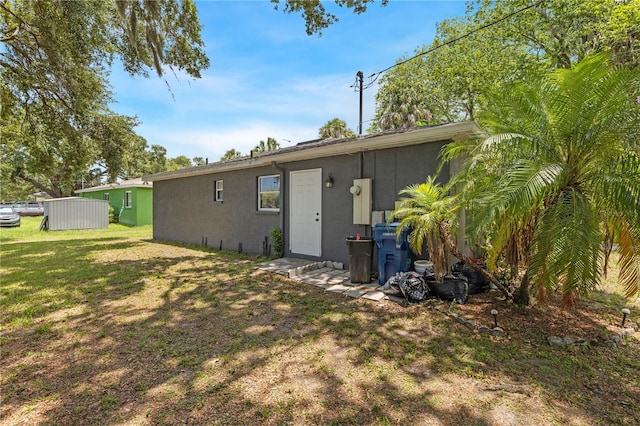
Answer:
[{"left": 109, "top": 0, "right": 467, "bottom": 161}]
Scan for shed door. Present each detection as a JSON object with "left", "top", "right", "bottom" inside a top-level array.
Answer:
[{"left": 290, "top": 169, "right": 322, "bottom": 257}]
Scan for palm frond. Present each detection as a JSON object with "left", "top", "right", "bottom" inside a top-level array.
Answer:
[
  {"left": 591, "top": 150, "right": 640, "bottom": 222},
  {"left": 618, "top": 221, "right": 640, "bottom": 298},
  {"left": 529, "top": 188, "right": 603, "bottom": 306}
]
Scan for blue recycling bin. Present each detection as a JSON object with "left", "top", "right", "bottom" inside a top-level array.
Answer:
[{"left": 374, "top": 222, "right": 411, "bottom": 284}]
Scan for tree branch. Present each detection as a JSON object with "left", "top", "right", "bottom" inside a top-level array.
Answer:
[
  {"left": 16, "top": 172, "right": 57, "bottom": 198},
  {"left": 1, "top": 23, "right": 20, "bottom": 42}
]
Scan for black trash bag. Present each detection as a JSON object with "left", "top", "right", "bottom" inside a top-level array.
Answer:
[
  {"left": 381, "top": 273, "right": 403, "bottom": 297},
  {"left": 452, "top": 261, "right": 490, "bottom": 294},
  {"left": 383, "top": 272, "right": 429, "bottom": 303},
  {"left": 398, "top": 272, "right": 429, "bottom": 303},
  {"left": 427, "top": 276, "right": 469, "bottom": 304}
]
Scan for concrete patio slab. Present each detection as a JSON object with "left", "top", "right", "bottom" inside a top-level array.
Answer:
[
  {"left": 258, "top": 257, "right": 394, "bottom": 303},
  {"left": 344, "top": 287, "right": 369, "bottom": 298},
  {"left": 361, "top": 291, "right": 386, "bottom": 301},
  {"left": 326, "top": 283, "right": 352, "bottom": 293}
]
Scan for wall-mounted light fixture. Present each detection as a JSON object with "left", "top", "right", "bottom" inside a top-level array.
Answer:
[{"left": 325, "top": 174, "right": 334, "bottom": 188}]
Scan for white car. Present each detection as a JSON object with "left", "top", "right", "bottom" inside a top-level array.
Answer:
[{"left": 0, "top": 206, "right": 21, "bottom": 227}]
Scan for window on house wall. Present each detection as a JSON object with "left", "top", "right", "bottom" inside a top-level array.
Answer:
[
  {"left": 125, "top": 191, "right": 132, "bottom": 208},
  {"left": 214, "top": 180, "right": 223, "bottom": 202},
  {"left": 103, "top": 193, "right": 109, "bottom": 201},
  {"left": 258, "top": 175, "right": 280, "bottom": 211}
]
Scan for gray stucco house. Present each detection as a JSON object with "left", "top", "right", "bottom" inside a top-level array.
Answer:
[{"left": 143, "top": 122, "right": 481, "bottom": 267}]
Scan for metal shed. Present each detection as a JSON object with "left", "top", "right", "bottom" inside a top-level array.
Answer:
[{"left": 43, "top": 197, "right": 109, "bottom": 231}]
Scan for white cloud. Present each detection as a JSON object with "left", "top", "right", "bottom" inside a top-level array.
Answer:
[
  {"left": 119, "top": 68, "right": 379, "bottom": 161},
  {"left": 138, "top": 120, "right": 319, "bottom": 161}
]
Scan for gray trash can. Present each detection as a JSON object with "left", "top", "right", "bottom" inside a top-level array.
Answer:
[{"left": 346, "top": 237, "right": 374, "bottom": 283}]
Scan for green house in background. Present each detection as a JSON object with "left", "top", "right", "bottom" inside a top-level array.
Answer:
[{"left": 76, "top": 178, "right": 153, "bottom": 226}]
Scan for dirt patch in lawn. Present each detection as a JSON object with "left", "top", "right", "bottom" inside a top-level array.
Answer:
[{"left": 1, "top": 236, "right": 639, "bottom": 425}]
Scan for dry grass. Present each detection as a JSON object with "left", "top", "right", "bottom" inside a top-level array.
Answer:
[{"left": 1, "top": 218, "right": 639, "bottom": 425}]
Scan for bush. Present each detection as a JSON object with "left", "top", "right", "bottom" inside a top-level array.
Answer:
[
  {"left": 108, "top": 205, "right": 119, "bottom": 223},
  {"left": 271, "top": 227, "right": 283, "bottom": 258}
]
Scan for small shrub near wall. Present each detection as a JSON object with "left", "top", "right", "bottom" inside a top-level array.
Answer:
[
  {"left": 271, "top": 227, "right": 283, "bottom": 258},
  {"left": 108, "top": 205, "right": 119, "bottom": 223}
]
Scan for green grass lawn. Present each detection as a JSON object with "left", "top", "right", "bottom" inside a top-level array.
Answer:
[
  {"left": 1, "top": 217, "right": 154, "bottom": 329},
  {"left": 1, "top": 217, "right": 639, "bottom": 425}
]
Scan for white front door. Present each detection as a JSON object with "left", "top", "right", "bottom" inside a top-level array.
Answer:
[{"left": 290, "top": 169, "right": 322, "bottom": 256}]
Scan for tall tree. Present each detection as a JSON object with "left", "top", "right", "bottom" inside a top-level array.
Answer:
[
  {"left": 443, "top": 54, "right": 640, "bottom": 306},
  {"left": 270, "top": 0, "right": 388, "bottom": 35},
  {"left": 254, "top": 137, "right": 280, "bottom": 154},
  {"left": 372, "top": 0, "right": 640, "bottom": 129},
  {"left": 0, "top": 90, "right": 149, "bottom": 197},
  {"left": 167, "top": 155, "right": 193, "bottom": 171},
  {"left": 220, "top": 149, "right": 242, "bottom": 161},
  {"left": 113, "top": 0, "right": 209, "bottom": 77},
  {"left": 467, "top": 0, "right": 640, "bottom": 69},
  {"left": 319, "top": 118, "right": 356, "bottom": 138},
  {"left": 140, "top": 145, "right": 169, "bottom": 176},
  {"left": 1, "top": 1, "right": 210, "bottom": 82},
  {"left": 371, "top": 13, "right": 535, "bottom": 130},
  {"left": 1, "top": 0, "right": 210, "bottom": 197}
]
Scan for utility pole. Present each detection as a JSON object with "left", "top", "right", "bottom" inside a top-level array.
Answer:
[{"left": 357, "top": 71, "right": 363, "bottom": 135}]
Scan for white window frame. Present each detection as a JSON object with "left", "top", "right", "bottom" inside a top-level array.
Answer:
[
  {"left": 124, "top": 191, "right": 132, "bottom": 208},
  {"left": 214, "top": 180, "right": 223, "bottom": 202},
  {"left": 103, "top": 193, "right": 109, "bottom": 201},
  {"left": 258, "top": 175, "right": 280, "bottom": 212}
]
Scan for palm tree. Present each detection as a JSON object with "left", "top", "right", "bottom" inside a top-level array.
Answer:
[
  {"left": 220, "top": 149, "right": 242, "bottom": 161},
  {"left": 392, "top": 177, "right": 512, "bottom": 299},
  {"left": 376, "top": 91, "right": 432, "bottom": 131},
  {"left": 254, "top": 137, "right": 280, "bottom": 154},
  {"left": 393, "top": 177, "right": 457, "bottom": 279},
  {"left": 318, "top": 118, "right": 356, "bottom": 139},
  {"left": 443, "top": 54, "right": 640, "bottom": 307}
]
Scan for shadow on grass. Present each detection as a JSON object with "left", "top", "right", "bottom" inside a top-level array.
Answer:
[
  {"left": 1, "top": 238, "right": 153, "bottom": 326},
  {"left": 1, "top": 236, "right": 639, "bottom": 425}
]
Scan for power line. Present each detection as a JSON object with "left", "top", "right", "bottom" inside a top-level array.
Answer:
[{"left": 354, "top": 0, "right": 545, "bottom": 91}]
